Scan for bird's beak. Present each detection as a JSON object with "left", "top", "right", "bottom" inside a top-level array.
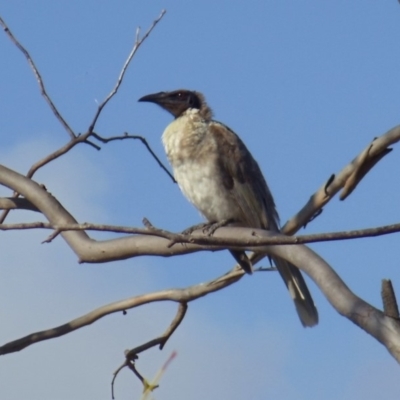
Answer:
[
  {"left": 138, "top": 90, "right": 190, "bottom": 118},
  {"left": 138, "top": 92, "right": 168, "bottom": 105}
]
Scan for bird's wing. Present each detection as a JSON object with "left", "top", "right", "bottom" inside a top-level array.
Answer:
[
  {"left": 210, "top": 121, "right": 318, "bottom": 327},
  {"left": 209, "top": 121, "right": 279, "bottom": 230}
]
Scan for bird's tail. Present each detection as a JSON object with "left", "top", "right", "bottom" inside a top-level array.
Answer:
[
  {"left": 230, "top": 250, "right": 253, "bottom": 274},
  {"left": 272, "top": 257, "right": 318, "bottom": 327}
]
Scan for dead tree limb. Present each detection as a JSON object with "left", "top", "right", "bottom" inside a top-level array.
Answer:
[{"left": 1, "top": 228, "right": 400, "bottom": 362}]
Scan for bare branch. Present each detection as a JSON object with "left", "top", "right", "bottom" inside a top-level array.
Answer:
[
  {"left": 2, "top": 160, "right": 400, "bottom": 360},
  {"left": 0, "top": 269, "right": 239, "bottom": 355},
  {"left": 0, "top": 10, "right": 166, "bottom": 226},
  {"left": 0, "top": 15, "right": 75, "bottom": 139},
  {"left": 124, "top": 303, "right": 187, "bottom": 360},
  {"left": 0, "top": 197, "right": 40, "bottom": 212},
  {"left": 382, "top": 280, "right": 399, "bottom": 319},
  {"left": 88, "top": 10, "right": 166, "bottom": 133},
  {"left": 112, "top": 351, "right": 177, "bottom": 399},
  {"left": 104, "top": 303, "right": 184, "bottom": 399},
  {"left": 340, "top": 145, "right": 392, "bottom": 200},
  {"left": 248, "top": 124, "right": 400, "bottom": 266},
  {"left": 2, "top": 218, "right": 400, "bottom": 249},
  {"left": 2, "top": 232, "right": 400, "bottom": 362},
  {"left": 282, "top": 125, "right": 400, "bottom": 235},
  {"left": 2, "top": 164, "right": 400, "bottom": 257},
  {"left": 1, "top": 8, "right": 166, "bottom": 139},
  {"left": 83, "top": 139, "right": 101, "bottom": 151},
  {"left": 92, "top": 132, "right": 176, "bottom": 183},
  {"left": 0, "top": 132, "right": 94, "bottom": 224}
]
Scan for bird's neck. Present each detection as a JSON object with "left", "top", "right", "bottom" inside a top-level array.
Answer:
[{"left": 162, "top": 109, "right": 210, "bottom": 165}]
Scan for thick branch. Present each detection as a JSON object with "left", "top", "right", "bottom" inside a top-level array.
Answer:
[
  {"left": 1, "top": 125, "right": 400, "bottom": 360},
  {"left": 2, "top": 163, "right": 400, "bottom": 361},
  {"left": 2, "top": 163, "right": 400, "bottom": 262}
]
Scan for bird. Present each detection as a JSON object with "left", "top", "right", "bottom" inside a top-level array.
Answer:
[{"left": 138, "top": 89, "right": 318, "bottom": 327}]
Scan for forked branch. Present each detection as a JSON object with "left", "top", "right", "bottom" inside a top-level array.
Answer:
[
  {"left": 111, "top": 303, "right": 186, "bottom": 398},
  {"left": 1, "top": 229, "right": 400, "bottom": 362},
  {"left": 282, "top": 126, "right": 399, "bottom": 235},
  {"left": 88, "top": 10, "right": 166, "bottom": 132},
  {"left": 0, "top": 10, "right": 166, "bottom": 224}
]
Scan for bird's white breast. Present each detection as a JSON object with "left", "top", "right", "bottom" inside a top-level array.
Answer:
[{"left": 162, "top": 110, "right": 240, "bottom": 222}]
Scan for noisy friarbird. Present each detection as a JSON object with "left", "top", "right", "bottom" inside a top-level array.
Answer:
[{"left": 139, "top": 89, "right": 318, "bottom": 327}]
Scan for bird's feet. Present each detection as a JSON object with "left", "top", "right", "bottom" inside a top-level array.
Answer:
[{"left": 182, "top": 219, "right": 233, "bottom": 236}]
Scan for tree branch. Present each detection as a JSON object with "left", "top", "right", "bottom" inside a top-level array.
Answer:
[
  {"left": 248, "top": 124, "right": 400, "bottom": 266},
  {"left": 282, "top": 126, "right": 400, "bottom": 235},
  {"left": 112, "top": 301, "right": 187, "bottom": 397},
  {"left": 0, "top": 268, "right": 239, "bottom": 355},
  {"left": 382, "top": 280, "right": 399, "bottom": 319},
  {"left": 2, "top": 231, "right": 400, "bottom": 362},
  {"left": 92, "top": 132, "right": 176, "bottom": 183},
  {"left": 1, "top": 218, "right": 400, "bottom": 249},
  {"left": 2, "top": 161, "right": 400, "bottom": 361},
  {"left": 0, "top": 10, "right": 167, "bottom": 225},
  {"left": 2, "top": 150, "right": 400, "bottom": 262},
  {"left": 0, "top": 15, "right": 75, "bottom": 139},
  {"left": 87, "top": 9, "right": 166, "bottom": 133},
  {"left": 0, "top": 197, "right": 40, "bottom": 212}
]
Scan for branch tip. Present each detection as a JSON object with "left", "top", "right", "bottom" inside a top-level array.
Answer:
[
  {"left": 324, "top": 174, "right": 335, "bottom": 196},
  {"left": 381, "top": 279, "right": 400, "bottom": 319}
]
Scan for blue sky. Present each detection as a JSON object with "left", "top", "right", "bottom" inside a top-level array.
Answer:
[{"left": 1, "top": 1, "right": 400, "bottom": 399}]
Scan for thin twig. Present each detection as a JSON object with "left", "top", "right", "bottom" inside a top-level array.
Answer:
[
  {"left": 43, "top": 229, "right": 61, "bottom": 243},
  {"left": 111, "top": 361, "right": 130, "bottom": 399},
  {"left": 142, "top": 217, "right": 155, "bottom": 230},
  {"left": 88, "top": 9, "right": 166, "bottom": 133},
  {"left": 0, "top": 10, "right": 167, "bottom": 225},
  {"left": 0, "top": 132, "right": 93, "bottom": 224},
  {"left": 126, "top": 360, "right": 145, "bottom": 381},
  {"left": 0, "top": 15, "right": 75, "bottom": 139},
  {"left": 92, "top": 132, "right": 176, "bottom": 183},
  {"left": 112, "top": 302, "right": 187, "bottom": 397},
  {"left": 159, "top": 303, "right": 187, "bottom": 350},
  {"left": 126, "top": 302, "right": 187, "bottom": 356}
]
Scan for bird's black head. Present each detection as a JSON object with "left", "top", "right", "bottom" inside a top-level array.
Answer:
[{"left": 138, "top": 89, "right": 202, "bottom": 118}]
